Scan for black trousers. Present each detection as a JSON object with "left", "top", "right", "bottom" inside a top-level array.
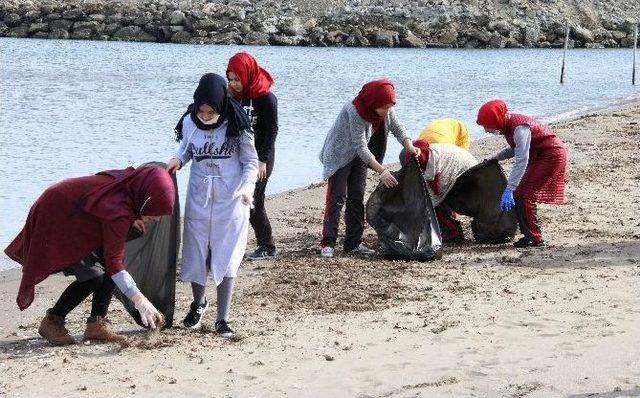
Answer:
[
  {"left": 321, "top": 157, "right": 368, "bottom": 251},
  {"left": 250, "top": 156, "right": 276, "bottom": 251},
  {"left": 50, "top": 274, "right": 115, "bottom": 318}
]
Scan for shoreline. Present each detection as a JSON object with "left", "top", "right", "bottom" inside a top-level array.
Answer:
[
  {"left": 1, "top": 98, "right": 639, "bottom": 397},
  {"left": 1, "top": 95, "right": 638, "bottom": 273}
]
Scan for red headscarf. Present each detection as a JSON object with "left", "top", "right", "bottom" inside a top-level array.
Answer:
[
  {"left": 82, "top": 166, "right": 175, "bottom": 221},
  {"left": 352, "top": 79, "right": 397, "bottom": 131},
  {"left": 226, "top": 52, "right": 274, "bottom": 99},
  {"left": 476, "top": 99, "right": 509, "bottom": 132}
]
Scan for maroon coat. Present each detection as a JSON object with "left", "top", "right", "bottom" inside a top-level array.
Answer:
[
  {"left": 504, "top": 114, "right": 567, "bottom": 204},
  {"left": 5, "top": 166, "right": 175, "bottom": 310}
]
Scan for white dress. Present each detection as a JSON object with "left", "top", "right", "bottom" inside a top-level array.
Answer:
[
  {"left": 423, "top": 143, "right": 478, "bottom": 206},
  {"left": 174, "top": 116, "right": 258, "bottom": 286}
]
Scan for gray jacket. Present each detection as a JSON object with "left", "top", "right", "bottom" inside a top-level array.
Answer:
[{"left": 319, "top": 102, "right": 410, "bottom": 179}]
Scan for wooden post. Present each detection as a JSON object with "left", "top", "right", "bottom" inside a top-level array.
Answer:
[
  {"left": 633, "top": 23, "right": 638, "bottom": 85},
  {"left": 560, "top": 23, "right": 570, "bottom": 84}
]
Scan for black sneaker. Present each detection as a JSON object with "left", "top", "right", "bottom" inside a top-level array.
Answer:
[
  {"left": 183, "top": 299, "right": 208, "bottom": 329},
  {"left": 215, "top": 319, "right": 235, "bottom": 339},
  {"left": 246, "top": 247, "right": 277, "bottom": 261},
  {"left": 514, "top": 238, "right": 546, "bottom": 248}
]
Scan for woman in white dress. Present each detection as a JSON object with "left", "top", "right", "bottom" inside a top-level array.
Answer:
[{"left": 167, "top": 73, "right": 258, "bottom": 337}]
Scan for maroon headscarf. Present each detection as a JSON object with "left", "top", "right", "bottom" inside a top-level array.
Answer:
[
  {"left": 352, "top": 79, "right": 397, "bottom": 131},
  {"left": 226, "top": 52, "right": 274, "bottom": 100},
  {"left": 82, "top": 166, "right": 175, "bottom": 221},
  {"left": 476, "top": 99, "right": 509, "bottom": 132}
]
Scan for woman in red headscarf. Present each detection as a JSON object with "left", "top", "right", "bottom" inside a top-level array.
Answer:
[
  {"left": 226, "top": 52, "right": 279, "bottom": 261},
  {"left": 476, "top": 99, "right": 567, "bottom": 247},
  {"left": 318, "top": 79, "right": 420, "bottom": 257},
  {"left": 4, "top": 166, "right": 175, "bottom": 346}
]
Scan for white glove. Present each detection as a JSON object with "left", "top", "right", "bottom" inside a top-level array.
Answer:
[
  {"left": 132, "top": 293, "right": 163, "bottom": 329},
  {"left": 379, "top": 169, "right": 398, "bottom": 188}
]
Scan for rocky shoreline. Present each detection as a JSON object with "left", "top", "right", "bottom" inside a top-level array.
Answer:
[{"left": 0, "top": 0, "right": 638, "bottom": 48}]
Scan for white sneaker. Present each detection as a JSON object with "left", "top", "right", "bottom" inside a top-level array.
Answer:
[{"left": 320, "top": 246, "right": 334, "bottom": 257}]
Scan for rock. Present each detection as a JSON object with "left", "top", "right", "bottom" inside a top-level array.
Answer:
[
  {"left": 620, "top": 37, "right": 635, "bottom": 47},
  {"left": 489, "top": 33, "right": 506, "bottom": 48},
  {"left": 28, "top": 22, "right": 48, "bottom": 34},
  {"left": 71, "top": 28, "right": 93, "bottom": 40},
  {"left": 468, "top": 27, "right": 492, "bottom": 44},
  {"left": 62, "top": 9, "right": 84, "bottom": 21},
  {"left": 210, "top": 32, "right": 242, "bottom": 44},
  {"left": 170, "top": 30, "right": 192, "bottom": 43},
  {"left": 32, "top": 31, "right": 50, "bottom": 39},
  {"left": 89, "top": 14, "right": 106, "bottom": 23},
  {"left": 489, "top": 20, "right": 510, "bottom": 36},
  {"left": 400, "top": 32, "right": 424, "bottom": 48},
  {"left": 23, "top": 10, "right": 42, "bottom": 22},
  {"left": 73, "top": 21, "right": 101, "bottom": 33},
  {"left": 243, "top": 31, "right": 269, "bottom": 45},
  {"left": 573, "top": 25, "right": 594, "bottom": 43},
  {"left": 113, "top": 26, "right": 143, "bottom": 40},
  {"left": 438, "top": 28, "right": 458, "bottom": 46},
  {"left": 134, "top": 12, "right": 153, "bottom": 27},
  {"left": 168, "top": 10, "right": 185, "bottom": 26},
  {"left": 192, "top": 19, "right": 217, "bottom": 31},
  {"left": 585, "top": 42, "right": 604, "bottom": 49},
  {"left": 278, "top": 17, "right": 304, "bottom": 36},
  {"left": 46, "top": 13, "right": 62, "bottom": 21},
  {"left": 0, "top": 22, "right": 7, "bottom": 36},
  {"left": 611, "top": 30, "right": 627, "bottom": 40},
  {"left": 7, "top": 25, "right": 29, "bottom": 38},
  {"left": 326, "top": 30, "right": 348, "bottom": 44},
  {"left": 103, "top": 23, "right": 121, "bottom": 36},
  {"left": 50, "top": 19, "right": 73, "bottom": 31},
  {"left": 50, "top": 28, "right": 69, "bottom": 39},
  {"left": 373, "top": 29, "right": 398, "bottom": 47},
  {"left": 523, "top": 26, "right": 539, "bottom": 47},
  {"left": 4, "top": 13, "right": 22, "bottom": 28},
  {"left": 269, "top": 34, "right": 303, "bottom": 46}
]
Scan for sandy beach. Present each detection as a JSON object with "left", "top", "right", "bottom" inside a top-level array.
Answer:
[{"left": 1, "top": 102, "right": 639, "bottom": 398}]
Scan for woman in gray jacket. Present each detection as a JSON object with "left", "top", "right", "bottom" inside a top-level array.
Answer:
[
  {"left": 319, "top": 79, "right": 419, "bottom": 257},
  {"left": 167, "top": 74, "right": 258, "bottom": 337}
]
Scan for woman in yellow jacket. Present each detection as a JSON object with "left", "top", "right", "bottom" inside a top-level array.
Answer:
[{"left": 418, "top": 118, "right": 470, "bottom": 150}]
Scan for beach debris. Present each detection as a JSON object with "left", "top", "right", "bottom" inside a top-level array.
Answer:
[{"left": 322, "top": 354, "right": 335, "bottom": 361}]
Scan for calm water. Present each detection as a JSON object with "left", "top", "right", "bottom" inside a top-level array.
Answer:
[{"left": 1, "top": 38, "right": 638, "bottom": 270}]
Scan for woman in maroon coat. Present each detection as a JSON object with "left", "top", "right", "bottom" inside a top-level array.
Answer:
[
  {"left": 5, "top": 165, "right": 175, "bottom": 346},
  {"left": 476, "top": 99, "right": 567, "bottom": 247}
]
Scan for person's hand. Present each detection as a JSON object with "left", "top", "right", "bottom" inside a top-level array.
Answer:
[
  {"left": 257, "top": 161, "right": 267, "bottom": 181},
  {"left": 500, "top": 187, "right": 515, "bottom": 211},
  {"left": 132, "top": 219, "right": 146, "bottom": 234},
  {"left": 405, "top": 144, "right": 421, "bottom": 159},
  {"left": 379, "top": 169, "right": 398, "bottom": 188},
  {"left": 132, "top": 293, "right": 163, "bottom": 329},
  {"left": 240, "top": 193, "right": 252, "bottom": 206},
  {"left": 166, "top": 158, "right": 182, "bottom": 174}
]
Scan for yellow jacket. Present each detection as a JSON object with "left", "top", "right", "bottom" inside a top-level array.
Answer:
[{"left": 418, "top": 118, "right": 471, "bottom": 150}]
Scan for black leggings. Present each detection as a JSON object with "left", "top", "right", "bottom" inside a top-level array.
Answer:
[{"left": 49, "top": 275, "right": 115, "bottom": 318}]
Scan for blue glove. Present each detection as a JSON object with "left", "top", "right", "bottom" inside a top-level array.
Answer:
[{"left": 500, "top": 188, "right": 515, "bottom": 211}]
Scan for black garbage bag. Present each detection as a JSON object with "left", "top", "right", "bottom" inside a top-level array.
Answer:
[
  {"left": 114, "top": 161, "right": 181, "bottom": 327},
  {"left": 366, "top": 158, "right": 442, "bottom": 261},
  {"left": 443, "top": 160, "right": 517, "bottom": 244}
]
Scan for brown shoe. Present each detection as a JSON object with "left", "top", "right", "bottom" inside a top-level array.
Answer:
[
  {"left": 83, "top": 316, "right": 128, "bottom": 344},
  {"left": 38, "top": 312, "right": 75, "bottom": 346}
]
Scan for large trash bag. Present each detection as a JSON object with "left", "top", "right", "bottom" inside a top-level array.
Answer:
[
  {"left": 114, "top": 161, "right": 181, "bottom": 327},
  {"left": 443, "top": 160, "right": 517, "bottom": 244},
  {"left": 366, "top": 158, "right": 442, "bottom": 261}
]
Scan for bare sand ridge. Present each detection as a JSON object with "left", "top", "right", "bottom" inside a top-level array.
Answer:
[{"left": 0, "top": 102, "right": 638, "bottom": 397}]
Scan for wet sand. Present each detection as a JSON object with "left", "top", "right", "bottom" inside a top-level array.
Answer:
[{"left": 1, "top": 102, "right": 639, "bottom": 398}]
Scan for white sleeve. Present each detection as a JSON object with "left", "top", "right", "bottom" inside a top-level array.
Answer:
[
  {"left": 507, "top": 125, "right": 532, "bottom": 190},
  {"left": 111, "top": 270, "right": 140, "bottom": 299}
]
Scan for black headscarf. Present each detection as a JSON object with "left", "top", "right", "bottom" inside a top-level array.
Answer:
[{"left": 174, "top": 73, "right": 252, "bottom": 141}]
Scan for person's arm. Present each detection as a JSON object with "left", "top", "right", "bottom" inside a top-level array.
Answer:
[
  {"left": 101, "top": 218, "right": 140, "bottom": 299},
  {"left": 506, "top": 125, "right": 531, "bottom": 190},
  {"left": 238, "top": 130, "right": 259, "bottom": 198},
  {"left": 387, "top": 108, "right": 410, "bottom": 145},
  {"left": 490, "top": 147, "right": 515, "bottom": 161},
  {"left": 168, "top": 117, "right": 194, "bottom": 172},
  {"left": 255, "top": 93, "right": 278, "bottom": 162}
]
